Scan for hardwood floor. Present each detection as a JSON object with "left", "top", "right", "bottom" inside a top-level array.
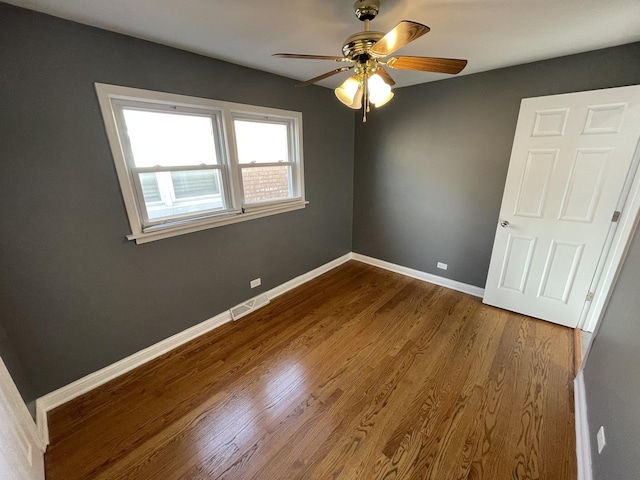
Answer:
[{"left": 45, "top": 261, "right": 577, "bottom": 479}]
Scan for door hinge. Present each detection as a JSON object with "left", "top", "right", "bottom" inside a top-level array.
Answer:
[
  {"left": 612, "top": 210, "right": 621, "bottom": 222},
  {"left": 586, "top": 292, "right": 595, "bottom": 302}
]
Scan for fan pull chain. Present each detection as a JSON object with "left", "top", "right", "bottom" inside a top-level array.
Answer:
[{"left": 363, "top": 76, "right": 368, "bottom": 122}]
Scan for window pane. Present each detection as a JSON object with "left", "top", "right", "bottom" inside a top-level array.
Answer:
[
  {"left": 137, "top": 169, "right": 225, "bottom": 222},
  {"left": 171, "top": 170, "right": 220, "bottom": 199},
  {"left": 123, "top": 109, "right": 218, "bottom": 167},
  {"left": 139, "top": 172, "right": 161, "bottom": 203},
  {"left": 241, "top": 165, "right": 292, "bottom": 203},
  {"left": 234, "top": 120, "right": 289, "bottom": 164}
]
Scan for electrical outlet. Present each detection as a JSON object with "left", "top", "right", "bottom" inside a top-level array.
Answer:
[
  {"left": 597, "top": 426, "right": 606, "bottom": 454},
  {"left": 437, "top": 262, "right": 448, "bottom": 270},
  {"left": 250, "top": 278, "right": 261, "bottom": 289}
]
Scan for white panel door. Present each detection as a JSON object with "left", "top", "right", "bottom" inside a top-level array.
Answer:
[{"left": 484, "top": 85, "right": 640, "bottom": 328}]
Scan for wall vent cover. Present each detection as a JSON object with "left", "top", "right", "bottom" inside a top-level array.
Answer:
[{"left": 230, "top": 294, "right": 270, "bottom": 320}]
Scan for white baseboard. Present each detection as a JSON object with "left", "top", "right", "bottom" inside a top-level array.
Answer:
[
  {"left": 267, "top": 253, "right": 353, "bottom": 299},
  {"left": 35, "top": 251, "right": 485, "bottom": 446},
  {"left": 35, "top": 252, "right": 352, "bottom": 446},
  {"left": 351, "top": 253, "right": 485, "bottom": 297},
  {"left": 575, "top": 371, "right": 593, "bottom": 480}
]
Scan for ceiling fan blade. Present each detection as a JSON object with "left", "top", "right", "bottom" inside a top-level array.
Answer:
[
  {"left": 296, "top": 66, "right": 354, "bottom": 87},
  {"left": 376, "top": 67, "right": 396, "bottom": 86},
  {"left": 273, "top": 53, "right": 346, "bottom": 61},
  {"left": 386, "top": 56, "right": 468, "bottom": 74},
  {"left": 370, "top": 21, "right": 430, "bottom": 57}
]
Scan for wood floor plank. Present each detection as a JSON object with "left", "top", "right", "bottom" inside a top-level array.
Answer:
[{"left": 45, "top": 261, "right": 577, "bottom": 480}]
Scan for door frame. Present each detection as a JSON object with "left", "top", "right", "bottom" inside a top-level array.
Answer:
[
  {"left": 579, "top": 135, "right": 640, "bottom": 365},
  {"left": 0, "top": 356, "right": 46, "bottom": 480}
]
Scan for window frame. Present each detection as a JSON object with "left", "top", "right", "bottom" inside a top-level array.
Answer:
[
  {"left": 95, "top": 83, "right": 306, "bottom": 244},
  {"left": 231, "top": 113, "right": 300, "bottom": 209}
]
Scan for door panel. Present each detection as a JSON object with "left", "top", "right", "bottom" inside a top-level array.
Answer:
[
  {"left": 532, "top": 108, "right": 569, "bottom": 136},
  {"left": 514, "top": 150, "right": 557, "bottom": 217},
  {"left": 558, "top": 148, "right": 610, "bottom": 222},
  {"left": 583, "top": 103, "right": 626, "bottom": 134},
  {"left": 484, "top": 85, "right": 640, "bottom": 328},
  {"left": 537, "top": 240, "right": 584, "bottom": 303},
  {"left": 499, "top": 235, "right": 536, "bottom": 293}
]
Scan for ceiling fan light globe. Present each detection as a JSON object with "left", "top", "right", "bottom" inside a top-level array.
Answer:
[
  {"left": 335, "top": 76, "right": 362, "bottom": 108},
  {"left": 350, "top": 86, "right": 364, "bottom": 109},
  {"left": 367, "top": 73, "right": 392, "bottom": 105},
  {"left": 373, "top": 90, "right": 394, "bottom": 108}
]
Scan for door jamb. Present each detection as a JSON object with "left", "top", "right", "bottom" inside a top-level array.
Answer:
[{"left": 579, "top": 136, "right": 640, "bottom": 366}]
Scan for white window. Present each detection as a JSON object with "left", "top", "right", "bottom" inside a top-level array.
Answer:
[{"left": 95, "top": 84, "right": 305, "bottom": 244}]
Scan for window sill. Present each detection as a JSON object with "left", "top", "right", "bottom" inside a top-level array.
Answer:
[{"left": 126, "top": 200, "right": 308, "bottom": 244}]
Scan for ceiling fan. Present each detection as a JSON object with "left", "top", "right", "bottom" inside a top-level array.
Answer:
[{"left": 273, "top": 0, "right": 467, "bottom": 121}]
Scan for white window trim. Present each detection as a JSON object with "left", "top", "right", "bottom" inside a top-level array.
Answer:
[{"left": 95, "top": 83, "right": 306, "bottom": 244}]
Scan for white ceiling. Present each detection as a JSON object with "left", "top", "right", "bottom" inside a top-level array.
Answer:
[{"left": 6, "top": 0, "right": 640, "bottom": 89}]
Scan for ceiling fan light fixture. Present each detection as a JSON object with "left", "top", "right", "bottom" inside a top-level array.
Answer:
[
  {"left": 367, "top": 73, "right": 393, "bottom": 107},
  {"left": 335, "top": 76, "right": 363, "bottom": 109},
  {"left": 275, "top": 0, "right": 467, "bottom": 121}
]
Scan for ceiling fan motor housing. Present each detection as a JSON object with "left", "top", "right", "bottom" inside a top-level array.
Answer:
[
  {"left": 342, "top": 31, "right": 384, "bottom": 60},
  {"left": 354, "top": 0, "right": 380, "bottom": 21}
]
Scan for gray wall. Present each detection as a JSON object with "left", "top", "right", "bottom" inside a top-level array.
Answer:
[
  {"left": 583, "top": 220, "right": 640, "bottom": 479},
  {"left": 0, "top": 3, "right": 354, "bottom": 402},
  {"left": 353, "top": 42, "right": 640, "bottom": 287}
]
